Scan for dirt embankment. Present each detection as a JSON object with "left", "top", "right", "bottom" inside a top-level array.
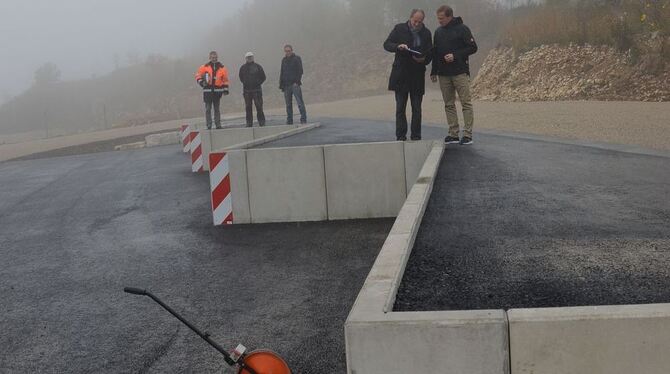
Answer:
[{"left": 473, "top": 37, "right": 670, "bottom": 102}]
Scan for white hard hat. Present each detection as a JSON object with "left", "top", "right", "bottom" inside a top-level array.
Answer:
[{"left": 244, "top": 52, "right": 254, "bottom": 58}]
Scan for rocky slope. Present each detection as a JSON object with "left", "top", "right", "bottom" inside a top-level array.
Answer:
[{"left": 473, "top": 37, "right": 669, "bottom": 102}]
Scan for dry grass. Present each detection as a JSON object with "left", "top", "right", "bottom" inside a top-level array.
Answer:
[{"left": 501, "top": 1, "right": 670, "bottom": 54}]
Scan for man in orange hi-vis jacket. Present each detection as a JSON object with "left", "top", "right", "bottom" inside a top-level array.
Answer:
[{"left": 195, "top": 51, "right": 230, "bottom": 129}]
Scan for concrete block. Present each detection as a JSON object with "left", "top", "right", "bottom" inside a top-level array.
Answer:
[
  {"left": 508, "top": 304, "right": 670, "bottom": 374},
  {"left": 346, "top": 311, "right": 510, "bottom": 374},
  {"left": 403, "top": 140, "right": 433, "bottom": 192},
  {"left": 324, "top": 141, "right": 407, "bottom": 220},
  {"left": 227, "top": 123, "right": 321, "bottom": 151},
  {"left": 252, "top": 125, "right": 296, "bottom": 139},
  {"left": 246, "top": 146, "right": 327, "bottom": 223},
  {"left": 200, "top": 130, "right": 213, "bottom": 171},
  {"left": 343, "top": 142, "right": 493, "bottom": 374},
  {"left": 227, "top": 150, "right": 251, "bottom": 224},
  {"left": 114, "top": 141, "right": 145, "bottom": 151},
  {"left": 145, "top": 131, "right": 181, "bottom": 147},
  {"left": 210, "top": 128, "right": 254, "bottom": 152}
]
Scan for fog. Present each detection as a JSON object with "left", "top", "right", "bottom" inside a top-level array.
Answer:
[
  {"left": 0, "top": 0, "right": 507, "bottom": 139},
  {"left": 0, "top": 0, "right": 246, "bottom": 99}
]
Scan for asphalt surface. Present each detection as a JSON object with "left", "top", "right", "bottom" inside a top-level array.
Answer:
[
  {"left": 257, "top": 117, "right": 447, "bottom": 147},
  {"left": 0, "top": 145, "right": 393, "bottom": 373},
  {"left": 394, "top": 133, "right": 670, "bottom": 311},
  {"left": 9, "top": 116, "right": 286, "bottom": 162}
]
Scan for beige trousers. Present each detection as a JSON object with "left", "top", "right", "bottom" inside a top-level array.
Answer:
[{"left": 439, "top": 74, "right": 474, "bottom": 138}]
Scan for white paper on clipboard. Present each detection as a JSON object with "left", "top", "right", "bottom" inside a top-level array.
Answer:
[{"left": 406, "top": 48, "right": 422, "bottom": 56}]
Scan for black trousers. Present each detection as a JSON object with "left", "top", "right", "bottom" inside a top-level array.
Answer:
[
  {"left": 243, "top": 91, "right": 266, "bottom": 127},
  {"left": 204, "top": 93, "right": 222, "bottom": 129},
  {"left": 395, "top": 90, "right": 423, "bottom": 140}
]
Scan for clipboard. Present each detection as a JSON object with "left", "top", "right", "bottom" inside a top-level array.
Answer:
[{"left": 406, "top": 48, "right": 423, "bottom": 56}]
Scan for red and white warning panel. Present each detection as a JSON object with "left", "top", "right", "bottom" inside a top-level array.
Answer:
[
  {"left": 190, "top": 131, "right": 204, "bottom": 173},
  {"left": 209, "top": 152, "right": 233, "bottom": 225},
  {"left": 180, "top": 124, "right": 191, "bottom": 153}
]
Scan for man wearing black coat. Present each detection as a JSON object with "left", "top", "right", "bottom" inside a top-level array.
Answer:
[
  {"left": 239, "top": 52, "right": 266, "bottom": 127},
  {"left": 384, "top": 9, "right": 433, "bottom": 141},
  {"left": 430, "top": 5, "right": 478, "bottom": 145},
  {"left": 279, "top": 44, "right": 307, "bottom": 124}
]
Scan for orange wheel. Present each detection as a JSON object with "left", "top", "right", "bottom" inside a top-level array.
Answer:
[{"left": 238, "top": 350, "right": 291, "bottom": 374}]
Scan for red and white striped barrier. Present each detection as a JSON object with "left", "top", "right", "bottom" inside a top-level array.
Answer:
[
  {"left": 190, "top": 131, "right": 204, "bottom": 173},
  {"left": 209, "top": 152, "right": 233, "bottom": 225},
  {"left": 180, "top": 124, "right": 191, "bottom": 153}
]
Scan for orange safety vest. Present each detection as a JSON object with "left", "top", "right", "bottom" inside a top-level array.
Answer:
[{"left": 195, "top": 62, "right": 230, "bottom": 92}]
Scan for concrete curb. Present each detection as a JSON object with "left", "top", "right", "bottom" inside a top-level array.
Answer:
[
  {"left": 114, "top": 142, "right": 146, "bottom": 151},
  {"left": 220, "top": 123, "right": 322, "bottom": 151},
  {"left": 345, "top": 136, "right": 670, "bottom": 374},
  {"left": 218, "top": 139, "right": 433, "bottom": 225},
  {"left": 508, "top": 303, "right": 670, "bottom": 374},
  {"left": 145, "top": 131, "right": 180, "bottom": 147},
  {"left": 344, "top": 141, "right": 511, "bottom": 374}
]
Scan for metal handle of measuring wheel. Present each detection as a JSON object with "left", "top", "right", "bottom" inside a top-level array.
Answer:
[
  {"left": 123, "top": 287, "right": 147, "bottom": 296},
  {"left": 122, "top": 286, "right": 246, "bottom": 369}
]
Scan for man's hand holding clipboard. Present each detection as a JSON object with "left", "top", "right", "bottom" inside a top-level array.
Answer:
[{"left": 398, "top": 44, "right": 425, "bottom": 63}]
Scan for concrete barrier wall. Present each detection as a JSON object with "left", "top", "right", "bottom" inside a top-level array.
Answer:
[
  {"left": 508, "top": 304, "right": 670, "bottom": 374},
  {"left": 343, "top": 140, "right": 670, "bottom": 374},
  {"left": 403, "top": 140, "right": 433, "bottom": 192},
  {"left": 200, "top": 125, "right": 299, "bottom": 171},
  {"left": 227, "top": 150, "right": 251, "bottom": 224},
  {"left": 209, "top": 128, "right": 254, "bottom": 154},
  {"left": 223, "top": 140, "right": 434, "bottom": 224},
  {"left": 346, "top": 311, "right": 509, "bottom": 374},
  {"left": 343, "top": 142, "right": 511, "bottom": 374},
  {"left": 324, "top": 142, "right": 407, "bottom": 220},
  {"left": 246, "top": 146, "right": 328, "bottom": 223}
]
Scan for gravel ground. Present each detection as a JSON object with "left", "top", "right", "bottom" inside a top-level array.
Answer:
[
  {"left": 394, "top": 132, "right": 670, "bottom": 311},
  {"left": 9, "top": 131, "right": 173, "bottom": 161},
  {"left": 0, "top": 146, "right": 392, "bottom": 373},
  {"left": 307, "top": 92, "right": 670, "bottom": 151},
  {"left": 7, "top": 117, "right": 286, "bottom": 162},
  {"left": 4, "top": 95, "right": 669, "bottom": 162}
]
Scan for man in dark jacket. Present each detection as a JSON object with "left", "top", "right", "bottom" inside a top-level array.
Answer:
[
  {"left": 431, "top": 5, "right": 478, "bottom": 145},
  {"left": 384, "top": 9, "right": 433, "bottom": 141},
  {"left": 279, "top": 45, "right": 307, "bottom": 124},
  {"left": 239, "top": 52, "right": 267, "bottom": 127}
]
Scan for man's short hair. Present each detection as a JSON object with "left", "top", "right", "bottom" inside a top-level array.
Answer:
[
  {"left": 209, "top": 51, "right": 217, "bottom": 56},
  {"left": 436, "top": 5, "right": 453, "bottom": 17},
  {"left": 284, "top": 44, "right": 293, "bottom": 51},
  {"left": 410, "top": 8, "right": 425, "bottom": 18}
]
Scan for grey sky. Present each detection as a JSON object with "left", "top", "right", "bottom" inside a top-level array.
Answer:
[{"left": 0, "top": 0, "right": 246, "bottom": 99}]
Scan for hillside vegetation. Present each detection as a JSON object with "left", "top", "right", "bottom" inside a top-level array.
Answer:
[{"left": 474, "top": 0, "right": 669, "bottom": 101}]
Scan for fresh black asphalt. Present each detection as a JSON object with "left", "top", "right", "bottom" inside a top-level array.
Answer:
[
  {"left": 394, "top": 132, "right": 670, "bottom": 311},
  {"left": 0, "top": 143, "right": 393, "bottom": 373},
  {"left": 4, "top": 117, "right": 669, "bottom": 371}
]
